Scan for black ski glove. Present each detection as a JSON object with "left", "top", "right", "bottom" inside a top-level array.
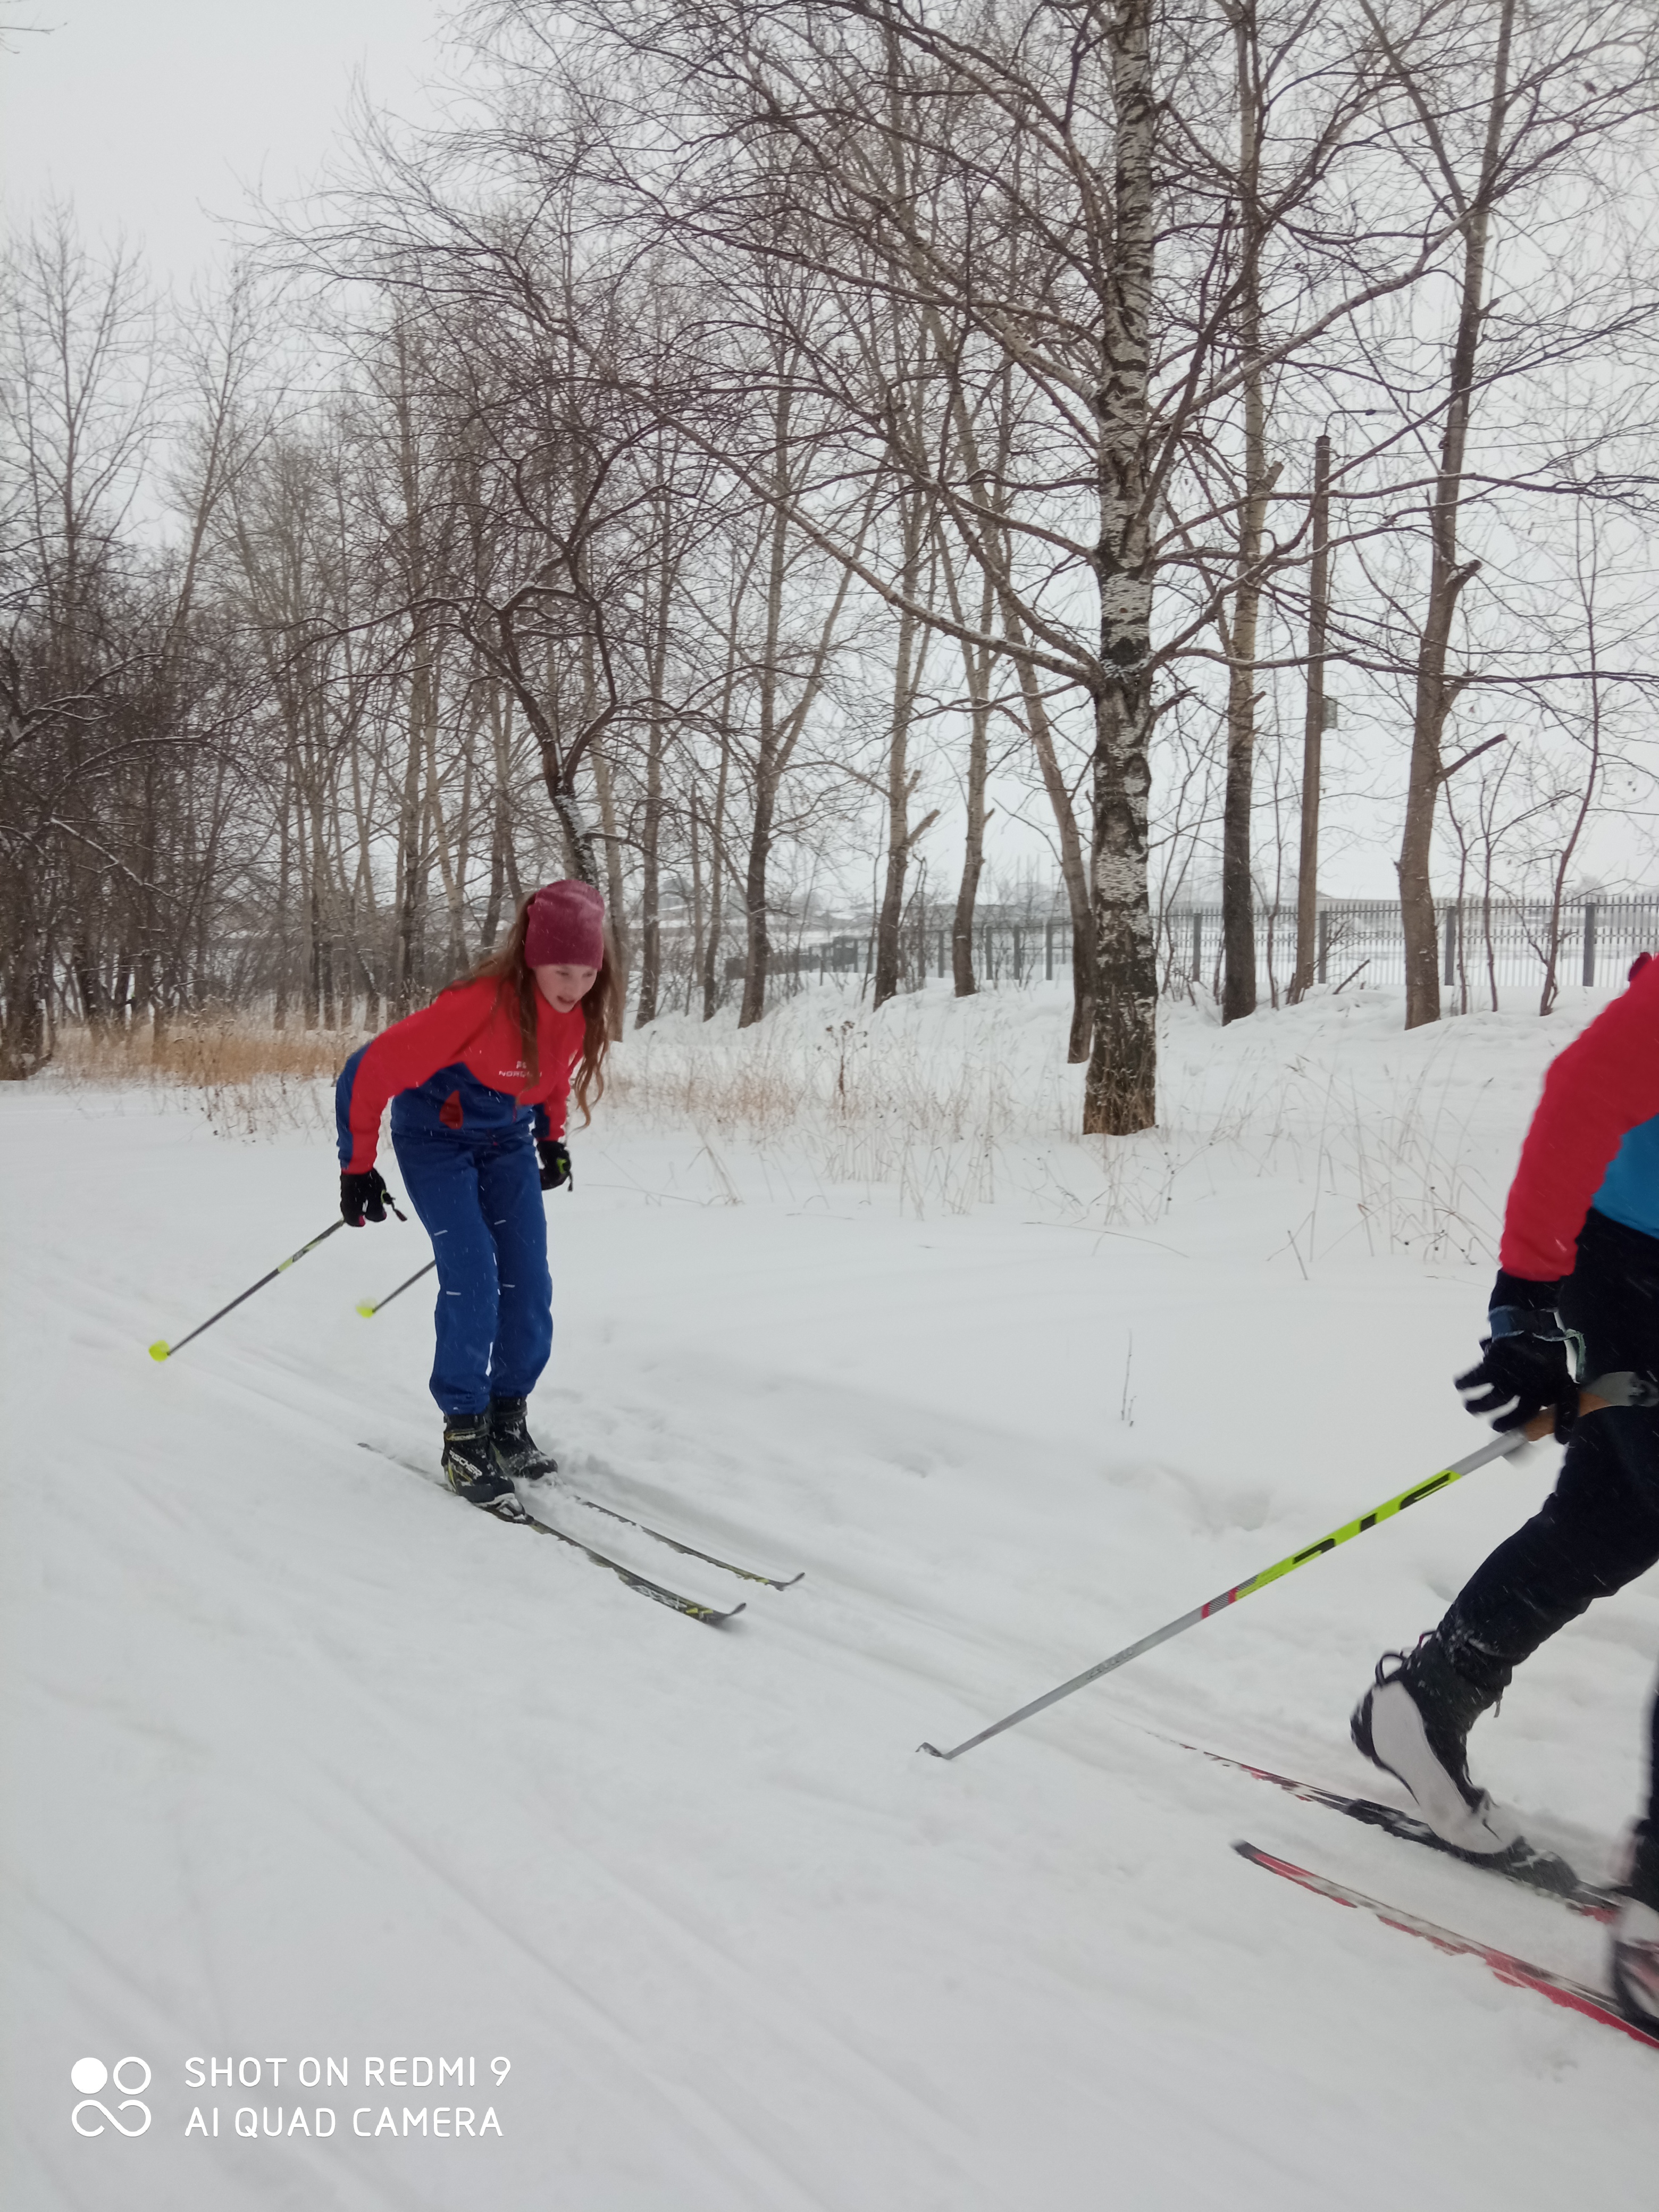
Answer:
[
  {"left": 1455, "top": 1269, "right": 1577, "bottom": 1437},
  {"left": 538, "top": 1139, "right": 573, "bottom": 1193},
  {"left": 340, "top": 1167, "right": 392, "bottom": 1227}
]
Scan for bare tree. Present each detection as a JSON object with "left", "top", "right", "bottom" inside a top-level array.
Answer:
[{"left": 1362, "top": 0, "right": 1659, "bottom": 1026}]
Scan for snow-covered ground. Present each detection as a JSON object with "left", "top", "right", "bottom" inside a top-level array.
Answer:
[{"left": 6, "top": 983, "right": 1659, "bottom": 2210}]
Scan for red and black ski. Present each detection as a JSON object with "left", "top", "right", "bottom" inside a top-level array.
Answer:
[
  {"left": 1166, "top": 1735, "right": 1617, "bottom": 1920},
  {"left": 1235, "top": 1840, "right": 1659, "bottom": 2052}
]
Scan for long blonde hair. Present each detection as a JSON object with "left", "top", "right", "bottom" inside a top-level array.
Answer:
[{"left": 451, "top": 892, "right": 621, "bottom": 1124}]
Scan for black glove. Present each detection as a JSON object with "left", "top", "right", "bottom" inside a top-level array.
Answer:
[
  {"left": 340, "top": 1167, "right": 392, "bottom": 1227},
  {"left": 1455, "top": 1269, "right": 1576, "bottom": 1436},
  {"left": 538, "top": 1139, "right": 573, "bottom": 1193}
]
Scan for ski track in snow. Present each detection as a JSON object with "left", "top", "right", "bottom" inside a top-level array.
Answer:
[{"left": 6, "top": 988, "right": 1659, "bottom": 2208}]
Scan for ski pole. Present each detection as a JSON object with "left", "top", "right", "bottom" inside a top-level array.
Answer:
[
  {"left": 149, "top": 1221, "right": 349, "bottom": 1362},
  {"left": 919, "top": 1381, "right": 1630, "bottom": 1764},
  {"left": 356, "top": 1260, "right": 435, "bottom": 1319}
]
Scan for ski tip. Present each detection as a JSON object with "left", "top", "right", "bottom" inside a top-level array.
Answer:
[
  {"left": 917, "top": 1742, "right": 947, "bottom": 1759},
  {"left": 355, "top": 1301, "right": 377, "bottom": 1318},
  {"left": 147, "top": 1340, "right": 170, "bottom": 1362}
]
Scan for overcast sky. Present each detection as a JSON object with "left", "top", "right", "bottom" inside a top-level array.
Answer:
[
  {"left": 5, "top": 4, "right": 1631, "bottom": 903},
  {"left": 2, "top": 0, "right": 455, "bottom": 287}
]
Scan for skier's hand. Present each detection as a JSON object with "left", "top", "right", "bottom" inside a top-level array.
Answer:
[
  {"left": 1455, "top": 1269, "right": 1576, "bottom": 1437},
  {"left": 538, "top": 1139, "right": 572, "bottom": 1193},
  {"left": 340, "top": 1167, "right": 392, "bottom": 1227}
]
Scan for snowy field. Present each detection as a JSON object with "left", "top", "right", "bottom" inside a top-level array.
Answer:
[{"left": 5, "top": 982, "right": 1659, "bottom": 2210}]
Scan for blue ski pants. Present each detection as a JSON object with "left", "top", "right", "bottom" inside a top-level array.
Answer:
[{"left": 390, "top": 1125, "right": 552, "bottom": 1421}]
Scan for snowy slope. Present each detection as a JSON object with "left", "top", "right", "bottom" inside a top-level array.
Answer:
[{"left": 5, "top": 986, "right": 1659, "bottom": 2210}]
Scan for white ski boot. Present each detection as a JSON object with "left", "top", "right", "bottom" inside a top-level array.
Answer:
[{"left": 1352, "top": 1635, "right": 1519, "bottom": 1855}]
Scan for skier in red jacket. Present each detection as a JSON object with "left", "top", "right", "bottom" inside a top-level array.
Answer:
[
  {"left": 336, "top": 880, "right": 616, "bottom": 1509},
  {"left": 1351, "top": 953, "right": 1659, "bottom": 2026}
]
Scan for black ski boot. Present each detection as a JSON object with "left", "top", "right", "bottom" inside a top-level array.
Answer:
[
  {"left": 1351, "top": 1633, "right": 1517, "bottom": 1855},
  {"left": 1612, "top": 1896, "right": 1659, "bottom": 2029},
  {"left": 1609, "top": 1820, "right": 1659, "bottom": 2026},
  {"left": 443, "top": 1412, "right": 518, "bottom": 1511},
  {"left": 489, "top": 1395, "right": 559, "bottom": 1489}
]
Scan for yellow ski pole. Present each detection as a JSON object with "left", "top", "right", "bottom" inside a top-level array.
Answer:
[{"left": 919, "top": 1386, "right": 1622, "bottom": 1764}]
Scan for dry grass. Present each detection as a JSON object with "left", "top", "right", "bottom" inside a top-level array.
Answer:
[
  {"left": 37, "top": 991, "right": 1506, "bottom": 1262},
  {"left": 44, "top": 1018, "right": 366, "bottom": 1138},
  {"left": 606, "top": 995, "right": 1503, "bottom": 1257},
  {"left": 607, "top": 1004, "right": 1053, "bottom": 1214},
  {"left": 52, "top": 1019, "right": 363, "bottom": 1087}
]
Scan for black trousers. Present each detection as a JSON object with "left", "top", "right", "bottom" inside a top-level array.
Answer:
[{"left": 1442, "top": 1208, "right": 1659, "bottom": 1862}]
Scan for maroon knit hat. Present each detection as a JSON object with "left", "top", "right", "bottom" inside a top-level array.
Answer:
[{"left": 524, "top": 879, "right": 605, "bottom": 968}]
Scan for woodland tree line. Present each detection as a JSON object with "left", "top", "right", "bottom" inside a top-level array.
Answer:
[{"left": 4, "top": 0, "right": 1657, "bottom": 1129}]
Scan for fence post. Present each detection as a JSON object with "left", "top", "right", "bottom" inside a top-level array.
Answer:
[
  {"left": 1442, "top": 904, "right": 1457, "bottom": 986},
  {"left": 1191, "top": 910, "right": 1202, "bottom": 983},
  {"left": 1317, "top": 907, "right": 1330, "bottom": 985},
  {"left": 1582, "top": 901, "right": 1597, "bottom": 988},
  {"left": 1044, "top": 919, "right": 1053, "bottom": 981}
]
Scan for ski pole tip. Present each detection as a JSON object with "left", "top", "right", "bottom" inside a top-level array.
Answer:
[
  {"left": 148, "top": 1340, "right": 170, "bottom": 1362},
  {"left": 355, "top": 1301, "right": 376, "bottom": 1318}
]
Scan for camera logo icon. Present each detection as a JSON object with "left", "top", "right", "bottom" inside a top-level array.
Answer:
[{"left": 71, "top": 2056, "right": 152, "bottom": 2136}]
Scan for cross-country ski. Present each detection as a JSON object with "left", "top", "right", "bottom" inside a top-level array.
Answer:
[
  {"left": 552, "top": 1481, "right": 805, "bottom": 1590},
  {"left": 1168, "top": 1738, "right": 1616, "bottom": 1917},
  {"left": 360, "top": 1444, "right": 747, "bottom": 1627},
  {"left": 1235, "top": 1842, "right": 1659, "bottom": 2056}
]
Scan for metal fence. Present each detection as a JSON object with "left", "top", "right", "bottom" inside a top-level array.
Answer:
[
  {"left": 728, "top": 921, "right": 1073, "bottom": 991},
  {"left": 1160, "top": 895, "right": 1659, "bottom": 1009},
  {"left": 724, "top": 894, "right": 1659, "bottom": 1009}
]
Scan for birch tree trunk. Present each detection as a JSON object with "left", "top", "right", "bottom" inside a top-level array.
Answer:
[
  {"left": 1220, "top": 1, "right": 1270, "bottom": 1026},
  {"left": 1084, "top": 0, "right": 1159, "bottom": 1136}
]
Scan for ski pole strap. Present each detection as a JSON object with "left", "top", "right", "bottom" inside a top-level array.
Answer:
[
  {"left": 149, "top": 1220, "right": 347, "bottom": 1362},
  {"left": 917, "top": 1379, "right": 1621, "bottom": 1765},
  {"left": 1487, "top": 1305, "right": 1564, "bottom": 1339},
  {"left": 1487, "top": 1304, "right": 1590, "bottom": 1383}
]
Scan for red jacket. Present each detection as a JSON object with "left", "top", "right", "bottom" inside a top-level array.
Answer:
[
  {"left": 1501, "top": 957, "right": 1659, "bottom": 1280},
  {"left": 335, "top": 978, "right": 584, "bottom": 1173}
]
